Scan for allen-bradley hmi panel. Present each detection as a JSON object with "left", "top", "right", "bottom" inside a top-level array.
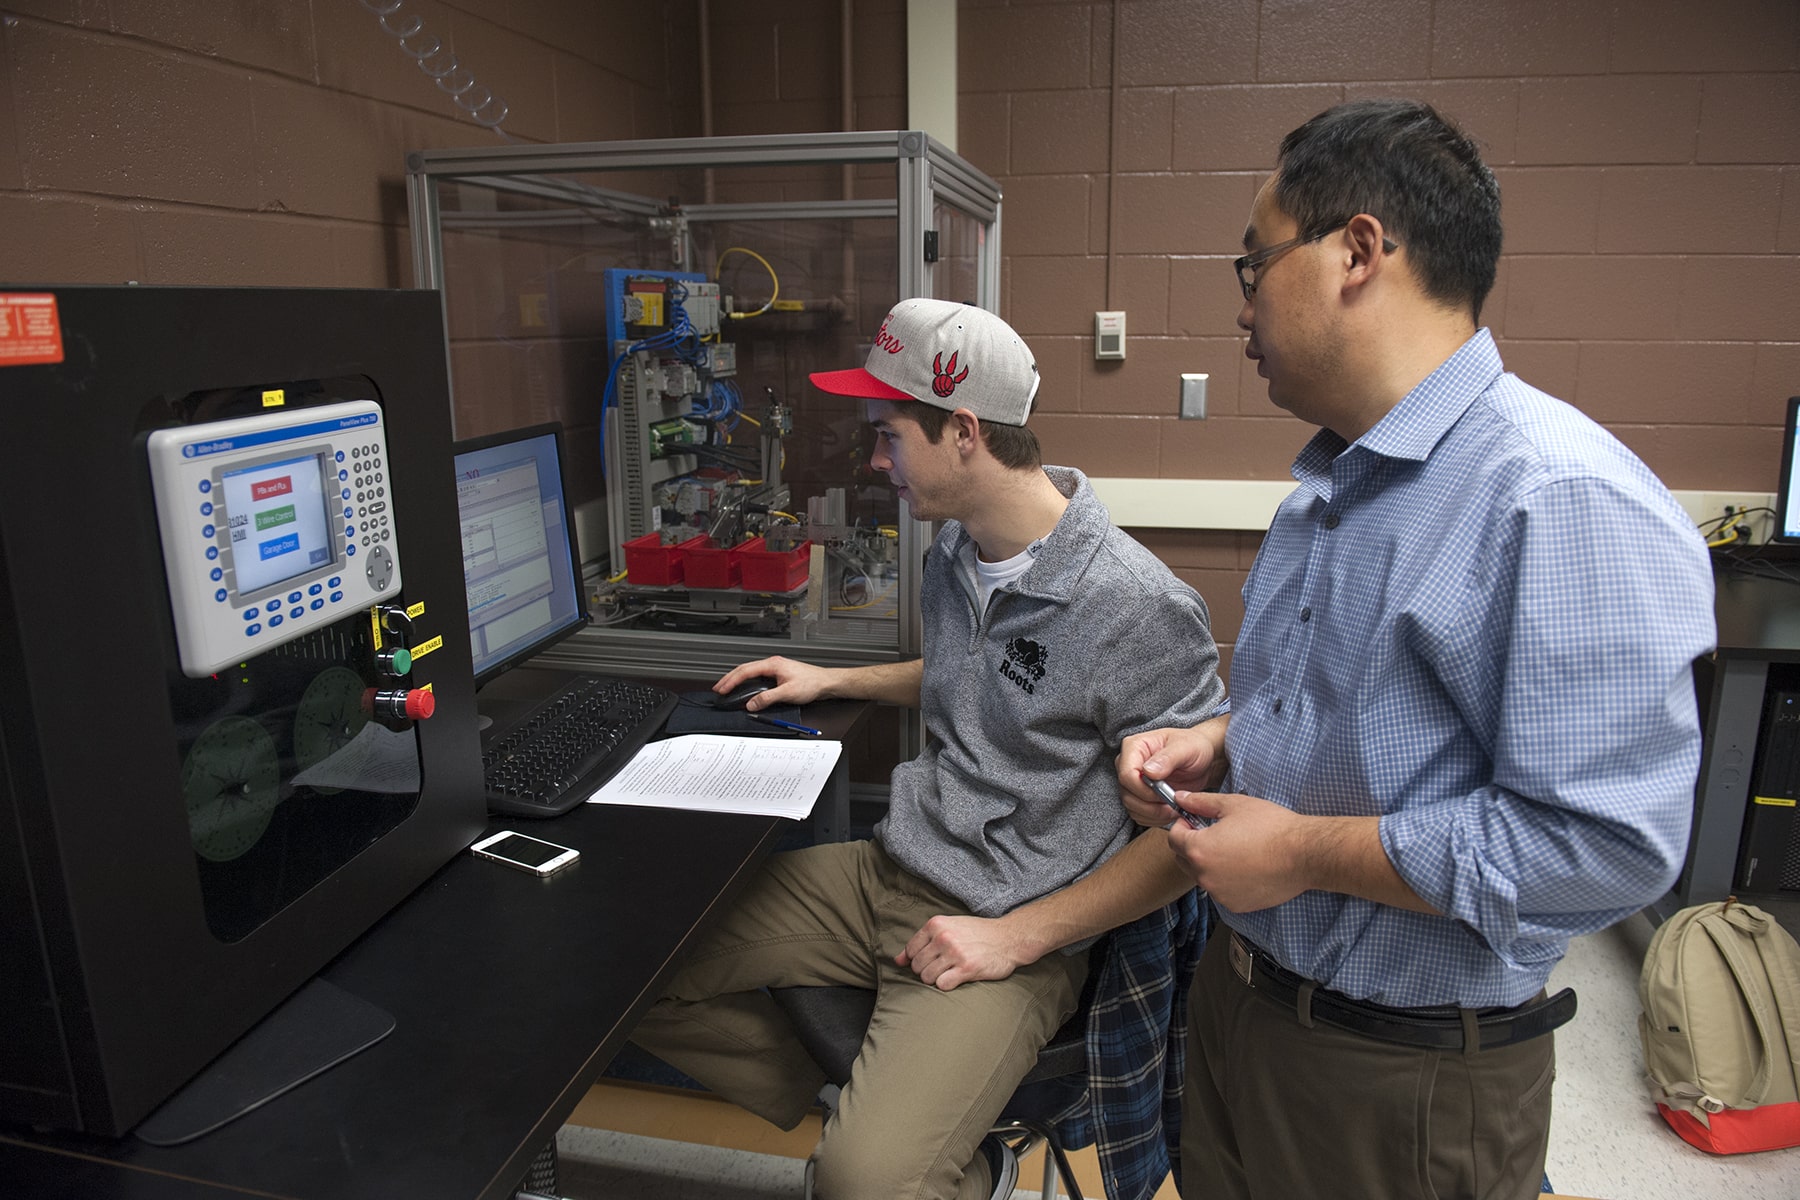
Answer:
[
  {"left": 147, "top": 400, "right": 402, "bottom": 676},
  {"left": 0, "top": 286, "right": 486, "bottom": 1138}
]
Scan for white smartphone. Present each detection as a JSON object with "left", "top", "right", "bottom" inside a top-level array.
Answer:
[{"left": 469, "top": 830, "right": 580, "bottom": 877}]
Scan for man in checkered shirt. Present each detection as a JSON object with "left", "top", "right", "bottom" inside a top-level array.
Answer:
[{"left": 1122, "top": 99, "right": 1716, "bottom": 1199}]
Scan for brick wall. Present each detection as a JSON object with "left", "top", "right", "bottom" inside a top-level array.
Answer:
[
  {"left": 952, "top": 0, "right": 1799, "bottom": 675},
  {"left": 0, "top": 0, "right": 699, "bottom": 287},
  {"left": 4, "top": 0, "right": 1795, "bottom": 679}
]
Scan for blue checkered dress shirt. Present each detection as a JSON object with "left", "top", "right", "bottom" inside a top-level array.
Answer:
[{"left": 1221, "top": 329, "right": 1716, "bottom": 1008}]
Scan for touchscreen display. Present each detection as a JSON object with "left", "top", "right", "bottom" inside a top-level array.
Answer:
[
  {"left": 222, "top": 451, "right": 335, "bottom": 596},
  {"left": 485, "top": 833, "right": 569, "bottom": 867}
]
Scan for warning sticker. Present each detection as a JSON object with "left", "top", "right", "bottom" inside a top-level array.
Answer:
[{"left": 0, "top": 294, "right": 65, "bottom": 366}]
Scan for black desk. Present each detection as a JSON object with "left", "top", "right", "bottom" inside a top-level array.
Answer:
[
  {"left": 1671, "top": 571, "right": 1800, "bottom": 914},
  {"left": 0, "top": 687, "right": 872, "bottom": 1200}
]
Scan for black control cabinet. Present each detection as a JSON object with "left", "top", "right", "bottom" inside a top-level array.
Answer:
[{"left": 0, "top": 287, "right": 486, "bottom": 1136}]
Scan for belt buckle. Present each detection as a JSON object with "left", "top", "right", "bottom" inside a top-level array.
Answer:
[{"left": 1229, "top": 932, "right": 1255, "bottom": 987}]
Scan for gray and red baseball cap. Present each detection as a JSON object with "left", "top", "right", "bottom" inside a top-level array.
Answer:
[{"left": 809, "top": 298, "right": 1040, "bottom": 426}]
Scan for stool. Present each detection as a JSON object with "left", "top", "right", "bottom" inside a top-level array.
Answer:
[{"left": 771, "top": 985, "right": 1089, "bottom": 1199}]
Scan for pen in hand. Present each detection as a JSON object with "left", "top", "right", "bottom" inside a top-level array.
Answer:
[
  {"left": 748, "top": 713, "right": 823, "bottom": 736},
  {"left": 1144, "top": 773, "right": 1207, "bottom": 828}
]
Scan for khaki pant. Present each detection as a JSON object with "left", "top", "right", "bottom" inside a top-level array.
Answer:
[
  {"left": 1181, "top": 930, "right": 1555, "bottom": 1200},
  {"left": 630, "top": 840, "right": 1087, "bottom": 1200}
]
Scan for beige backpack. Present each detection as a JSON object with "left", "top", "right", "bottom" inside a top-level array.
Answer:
[{"left": 1638, "top": 899, "right": 1800, "bottom": 1154}]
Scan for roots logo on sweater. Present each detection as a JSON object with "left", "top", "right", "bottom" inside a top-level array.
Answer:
[{"left": 999, "top": 637, "right": 1047, "bottom": 694}]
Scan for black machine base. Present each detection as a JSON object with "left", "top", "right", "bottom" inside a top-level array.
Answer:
[{"left": 133, "top": 978, "right": 394, "bottom": 1146}]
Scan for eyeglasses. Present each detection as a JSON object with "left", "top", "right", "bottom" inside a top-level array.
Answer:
[{"left": 1233, "top": 224, "right": 1399, "bottom": 302}]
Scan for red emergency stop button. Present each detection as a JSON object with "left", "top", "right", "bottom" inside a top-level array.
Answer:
[{"left": 363, "top": 687, "right": 435, "bottom": 721}]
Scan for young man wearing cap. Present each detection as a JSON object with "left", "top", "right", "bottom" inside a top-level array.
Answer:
[{"left": 629, "top": 298, "right": 1223, "bottom": 1200}]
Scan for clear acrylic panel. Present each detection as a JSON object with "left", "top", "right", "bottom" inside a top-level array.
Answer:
[{"left": 410, "top": 135, "right": 999, "bottom": 686}]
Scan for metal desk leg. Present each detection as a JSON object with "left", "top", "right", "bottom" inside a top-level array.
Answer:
[{"left": 811, "top": 752, "right": 851, "bottom": 843}]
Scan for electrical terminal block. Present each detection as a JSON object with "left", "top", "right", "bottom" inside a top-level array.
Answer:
[
  {"left": 660, "top": 362, "right": 700, "bottom": 396},
  {"left": 649, "top": 417, "right": 705, "bottom": 458},
  {"left": 700, "top": 342, "right": 737, "bottom": 376},
  {"left": 682, "top": 282, "right": 722, "bottom": 338},
  {"left": 620, "top": 290, "right": 664, "bottom": 329}
]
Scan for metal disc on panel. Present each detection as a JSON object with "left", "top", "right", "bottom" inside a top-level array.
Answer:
[
  {"left": 181, "top": 716, "right": 280, "bottom": 862},
  {"left": 293, "top": 667, "right": 371, "bottom": 795}
]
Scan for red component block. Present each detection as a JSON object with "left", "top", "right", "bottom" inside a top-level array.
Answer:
[
  {"left": 736, "top": 537, "right": 811, "bottom": 593},
  {"left": 623, "top": 532, "right": 706, "bottom": 585},
  {"left": 682, "top": 538, "right": 742, "bottom": 589}
]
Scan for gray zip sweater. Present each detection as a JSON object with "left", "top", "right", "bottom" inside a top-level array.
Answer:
[{"left": 875, "top": 467, "right": 1226, "bottom": 918}]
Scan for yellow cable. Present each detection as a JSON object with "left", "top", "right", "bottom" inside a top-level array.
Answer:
[{"left": 715, "top": 246, "right": 779, "bottom": 319}]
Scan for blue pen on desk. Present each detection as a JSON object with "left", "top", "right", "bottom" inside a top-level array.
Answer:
[{"left": 748, "top": 713, "right": 823, "bottom": 736}]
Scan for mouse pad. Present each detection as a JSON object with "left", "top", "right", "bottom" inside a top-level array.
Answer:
[{"left": 663, "top": 691, "right": 813, "bottom": 737}]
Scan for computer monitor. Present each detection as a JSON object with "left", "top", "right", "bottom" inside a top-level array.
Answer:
[
  {"left": 453, "top": 424, "right": 589, "bottom": 684},
  {"left": 1776, "top": 397, "right": 1800, "bottom": 543}
]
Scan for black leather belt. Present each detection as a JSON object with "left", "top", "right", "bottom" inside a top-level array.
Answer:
[{"left": 1228, "top": 931, "right": 1576, "bottom": 1053}]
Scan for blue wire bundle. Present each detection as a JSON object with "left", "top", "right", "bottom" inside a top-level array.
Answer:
[{"left": 601, "top": 283, "right": 711, "bottom": 476}]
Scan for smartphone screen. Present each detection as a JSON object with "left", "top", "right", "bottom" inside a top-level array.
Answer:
[
  {"left": 480, "top": 833, "right": 569, "bottom": 867},
  {"left": 472, "top": 831, "right": 579, "bottom": 874}
]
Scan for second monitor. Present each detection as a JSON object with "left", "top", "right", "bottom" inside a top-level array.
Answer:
[{"left": 453, "top": 424, "right": 589, "bottom": 684}]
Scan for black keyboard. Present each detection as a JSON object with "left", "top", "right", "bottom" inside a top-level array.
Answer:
[{"left": 482, "top": 675, "right": 678, "bottom": 818}]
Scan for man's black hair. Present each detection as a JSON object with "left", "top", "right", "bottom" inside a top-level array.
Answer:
[{"left": 1274, "top": 99, "right": 1502, "bottom": 321}]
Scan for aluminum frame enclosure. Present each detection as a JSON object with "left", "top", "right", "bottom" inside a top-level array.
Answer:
[{"left": 404, "top": 131, "right": 1002, "bottom": 692}]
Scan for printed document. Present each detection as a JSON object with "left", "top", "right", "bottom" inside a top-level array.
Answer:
[{"left": 586, "top": 733, "right": 841, "bottom": 820}]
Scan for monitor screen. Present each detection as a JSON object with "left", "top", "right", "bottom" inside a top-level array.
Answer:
[
  {"left": 1777, "top": 397, "right": 1800, "bottom": 543},
  {"left": 453, "top": 424, "right": 588, "bottom": 684}
]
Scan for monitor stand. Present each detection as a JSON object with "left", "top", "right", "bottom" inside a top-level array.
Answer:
[{"left": 133, "top": 978, "right": 394, "bottom": 1146}]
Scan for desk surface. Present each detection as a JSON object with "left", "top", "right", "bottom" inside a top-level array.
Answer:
[
  {"left": 1714, "top": 570, "right": 1800, "bottom": 658},
  {"left": 1, "top": 682, "right": 873, "bottom": 1200}
]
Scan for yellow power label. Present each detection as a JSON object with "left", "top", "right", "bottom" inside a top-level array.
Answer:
[
  {"left": 369, "top": 608, "right": 383, "bottom": 650},
  {"left": 406, "top": 601, "right": 426, "bottom": 620},
  {"left": 261, "top": 389, "right": 285, "bottom": 407},
  {"left": 410, "top": 634, "right": 444, "bottom": 661},
  {"left": 1752, "top": 795, "right": 1798, "bottom": 807}
]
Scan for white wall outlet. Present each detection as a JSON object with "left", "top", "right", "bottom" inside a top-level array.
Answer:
[
  {"left": 1690, "top": 491, "right": 1778, "bottom": 544},
  {"left": 1094, "top": 311, "right": 1126, "bottom": 360},
  {"left": 1179, "top": 373, "right": 1208, "bottom": 419}
]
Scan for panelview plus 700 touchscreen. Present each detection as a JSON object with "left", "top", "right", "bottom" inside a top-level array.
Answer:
[{"left": 220, "top": 451, "right": 335, "bottom": 597}]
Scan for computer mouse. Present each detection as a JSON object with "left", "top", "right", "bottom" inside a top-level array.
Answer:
[{"left": 715, "top": 676, "right": 778, "bottom": 710}]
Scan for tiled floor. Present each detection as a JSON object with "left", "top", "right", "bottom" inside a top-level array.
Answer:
[
  {"left": 560, "top": 912, "right": 1800, "bottom": 1200},
  {"left": 1539, "top": 910, "right": 1800, "bottom": 1200}
]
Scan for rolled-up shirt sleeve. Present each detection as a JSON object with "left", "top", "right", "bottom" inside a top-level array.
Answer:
[{"left": 1379, "top": 475, "right": 1715, "bottom": 962}]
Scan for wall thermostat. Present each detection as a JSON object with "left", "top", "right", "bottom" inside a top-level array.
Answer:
[{"left": 1094, "top": 310, "right": 1126, "bottom": 360}]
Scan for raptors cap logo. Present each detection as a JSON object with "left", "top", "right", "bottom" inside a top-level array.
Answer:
[{"left": 931, "top": 351, "right": 969, "bottom": 398}]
